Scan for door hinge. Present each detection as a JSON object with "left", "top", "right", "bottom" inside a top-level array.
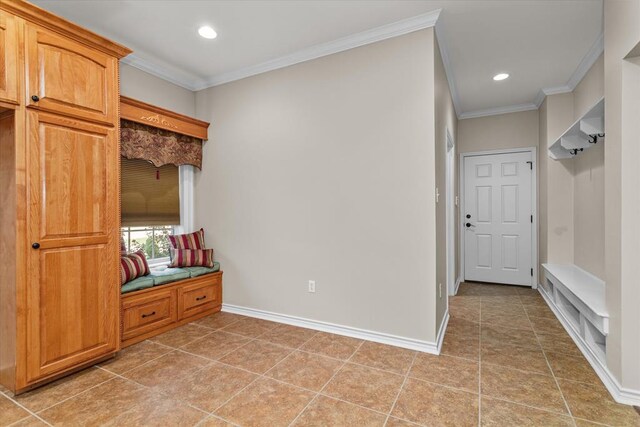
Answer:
[
  {"left": 531, "top": 268, "right": 534, "bottom": 277},
  {"left": 526, "top": 161, "right": 533, "bottom": 170},
  {"left": 531, "top": 215, "right": 533, "bottom": 223}
]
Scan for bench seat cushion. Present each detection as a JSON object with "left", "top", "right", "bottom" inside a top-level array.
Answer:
[
  {"left": 183, "top": 262, "right": 220, "bottom": 278},
  {"left": 121, "top": 276, "right": 155, "bottom": 294},
  {"left": 150, "top": 268, "right": 190, "bottom": 285}
]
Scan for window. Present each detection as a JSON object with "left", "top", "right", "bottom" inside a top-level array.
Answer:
[
  {"left": 121, "top": 225, "right": 174, "bottom": 265},
  {"left": 120, "top": 158, "right": 181, "bottom": 264}
]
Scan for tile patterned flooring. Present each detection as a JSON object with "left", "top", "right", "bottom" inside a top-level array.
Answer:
[{"left": 1, "top": 282, "right": 639, "bottom": 426}]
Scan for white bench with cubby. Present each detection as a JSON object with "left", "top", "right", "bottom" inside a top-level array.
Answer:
[{"left": 540, "top": 263, "right": 608, "bottom": 364}]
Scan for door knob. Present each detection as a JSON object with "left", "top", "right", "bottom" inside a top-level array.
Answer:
[
  {"left": 32, "top": 242, "right": 40, "bottom": 249},
  {"left": 31, "top": 95, "right": 40, "bottom": 102},
  {"left": 466, "top": 214, "right": 471, "bottom": 219},
  {"left": 465, "top": 223, "right": 471, "bottom": 228}
]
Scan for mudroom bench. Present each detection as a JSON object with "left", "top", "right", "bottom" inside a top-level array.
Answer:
[{"left": 120, "top": 265, "right": 222, "bottom": 347}]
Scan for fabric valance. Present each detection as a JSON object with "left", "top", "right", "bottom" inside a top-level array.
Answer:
[{"left": 121, "top": 119, "right": 203, "bottom": 169}]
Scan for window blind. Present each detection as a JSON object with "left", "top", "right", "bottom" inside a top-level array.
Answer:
[{"left": 121, "top": 157, "right": 180, "bottom": 226}]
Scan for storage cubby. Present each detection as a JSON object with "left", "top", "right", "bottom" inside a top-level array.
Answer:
[
  {"left": 556, "top": 290, "right": 581, "bottom": 332},
  {"left": 584, "top": 318, "right": 607, "bottom": 363}
]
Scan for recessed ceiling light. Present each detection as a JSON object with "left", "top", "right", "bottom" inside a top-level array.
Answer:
[
  {"left": 493, "top": 73, "right": 509, "bottom": 81},
  {"left": 198, "top": 26, "right": 217, "bottom": 39}
]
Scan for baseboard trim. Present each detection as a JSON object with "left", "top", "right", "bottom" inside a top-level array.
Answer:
[
  {"left": 222, "top": 304, "right": 442, "bottom": 354},
  {"left": 538, "top": 285, "right": 640, "bottom": 406},
  {"left": 454, "top": 276, "right": 462, "bottom": 295},
  {"left": 436, "top": 309, "right": 450, "bottom": 353}
]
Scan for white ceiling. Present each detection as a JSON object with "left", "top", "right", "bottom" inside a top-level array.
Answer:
[{"left": 31, "top": 0, "right": 603, "bottom": 118}]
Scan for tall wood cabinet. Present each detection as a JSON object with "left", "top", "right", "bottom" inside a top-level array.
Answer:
[{"left": 0, "top": 0, "right": 130, "bottom": 393}]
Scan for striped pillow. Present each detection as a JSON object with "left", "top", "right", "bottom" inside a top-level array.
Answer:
[
  {"left": 120, "top": 250, "right": 150, "bottom": 285},
  {"left": 168, "top": 228, "right": 206, "bottom": 251},
  {"left": 169, "top": 248, "right": 214, "bottom": 268}
]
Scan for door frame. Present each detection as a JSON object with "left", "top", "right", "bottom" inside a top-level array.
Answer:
[
  {"left": 445, "top": 129, "right": 457, "bottom": 296},
  {"left": 458, "top": 147, "right": 538, "bottom": 289}
]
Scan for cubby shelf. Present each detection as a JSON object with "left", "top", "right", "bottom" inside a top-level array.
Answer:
[{"left": 548, "top": 97, "right": 605, "bottom": 160}]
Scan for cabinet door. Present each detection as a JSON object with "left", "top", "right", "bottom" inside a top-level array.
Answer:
[
  {"left": 0, "top": 12, "right": 19, "bottom": 104},
  {"left": 25, "top": 111, "right": 119, "bottom": 382},
  {"left": 25, "top": 24, "right": 117, "bottom": 124}
]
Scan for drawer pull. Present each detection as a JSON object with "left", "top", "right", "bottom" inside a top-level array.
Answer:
[
  {"left": 195, "top": 296, "right": 207, "bottom": 301},
  {"left": 141, "top": 311, "right": 156, "bottom": 318}
]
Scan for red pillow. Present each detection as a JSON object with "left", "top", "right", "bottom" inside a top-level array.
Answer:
[
  {"left": 120, "top": 250, "right": 150, "bottom": 285},
  {"left": 168, "top": 228, "right": 206, "bottom": 251},
  {"left": 169, "top": 248, "right": 214, "bottom": 268}
]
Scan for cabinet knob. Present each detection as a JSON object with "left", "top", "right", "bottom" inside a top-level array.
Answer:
[
  {"left": 32, "top": 242, "right": 40, "bottom": 249},
  {"left": 31, "top": 95, "right": 40, "bottom": 102}
]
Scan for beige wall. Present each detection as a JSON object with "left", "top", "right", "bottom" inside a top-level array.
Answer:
[
  {"left": 574, "top": 55, "right": 604, "bottom": 118},
  {"left": 572, "top": 55, "right": 604, "bottom": 278},
  {"left": 458, "top": 110, "right": 539, "bottom": 154},
  {"left": 604, "top": 0, "right": 640, "bottom": 391},
  {"left": 540, "top": 93, "right": 575, "bottom": 266},
  {"left": 194, "top": 29, "right": 440, "bottom": 343},
  {"left": 120, "top": 63, "right": 196, "bottom": 117},
  {"left": 434, "top": 36, "right": 458, "bottom": 331}
]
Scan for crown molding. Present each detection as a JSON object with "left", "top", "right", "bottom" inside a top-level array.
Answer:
[
  {"left": 195, "top": 9, "right": 441, "bottom": 90},
  {"left": 458, "top": 102, "right": 538, "bottom": 120},
  {"left": 435, "top": 20, "right": 461, "bottom": 117},
  {"left": 533, "top": 89, "right": 547, "bottom": 108},
  {"left": 567, "top": 32, "right": 604, "bottom": 90},
  {"left": 121, "top": 53, "right": 201, "bottom": 91}
]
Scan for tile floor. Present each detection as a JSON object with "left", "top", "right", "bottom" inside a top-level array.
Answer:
[{"left": 1, "top": 282, "right": 639, "bottom": 426}]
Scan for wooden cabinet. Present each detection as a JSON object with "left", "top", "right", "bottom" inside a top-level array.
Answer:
[
  {"left": 25, "top": 111, "right": 120, "bottom": 381},
  {"left": 25, "top": 24, "right": 117, "bottom": 124},
  {"left": 0, "top": 0, "right": 131, "bottom": 393},
  {"left": 0, "top": 12, "right": 19, "bottom": 104}
]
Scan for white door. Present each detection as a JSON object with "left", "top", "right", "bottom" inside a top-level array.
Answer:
[{"left": 463, "top": 151, "right": 533, "bottom": 286}]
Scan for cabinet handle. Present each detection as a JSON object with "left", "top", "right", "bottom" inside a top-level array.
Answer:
[
  {"left": 31, "top": 95, "right": 40, "bottom": 102},
  {"left": 141, "top": 311, "right": 156, "bottom": 318},
  {"left": 195, "top": 296, "right": 207, "bottom": 301},
  {"left": 31, "top": 242, "right": 40, "bottom": 249}
]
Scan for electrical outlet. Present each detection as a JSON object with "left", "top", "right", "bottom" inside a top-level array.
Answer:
[
  {"left": 308, "top": 280, "right": 316, "bottom": 293},
  {"left": 439, "top": 283, "right": 442, "bottom": 298}
]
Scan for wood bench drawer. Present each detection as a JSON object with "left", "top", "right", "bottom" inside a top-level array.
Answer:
[
  {"left": 122, "top": 289, "right": 176, "bottom": 341},
  {"left": 178, "top": 276, "right": 221, "bottom": 320}
]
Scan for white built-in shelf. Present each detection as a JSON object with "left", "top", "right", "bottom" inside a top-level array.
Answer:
[
  {"left": 541, "top": 263, "right": 608, "bottom": 363},
  {"left": 548, "top": 97, "right": 604, "bottom": 160}
]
